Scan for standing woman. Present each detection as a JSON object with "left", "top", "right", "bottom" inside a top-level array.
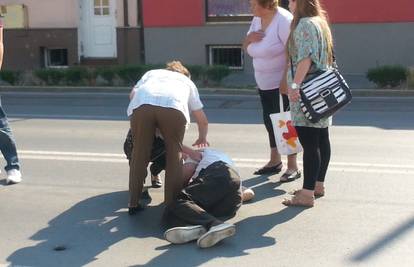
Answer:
[
  {"left": 283, "top": 0, "right": 334, "bottom": 207},
  {"left": 243, "top": 0, "right": 300, "bottom": 181}
]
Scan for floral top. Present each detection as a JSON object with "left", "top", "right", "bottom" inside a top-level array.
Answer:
[{"left": 288, "top": 17, "right": 331, "bottom": 128}]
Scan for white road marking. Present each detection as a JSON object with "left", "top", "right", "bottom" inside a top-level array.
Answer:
[{"left": 17, "top": 150, "right": 414, "bottom": 174}]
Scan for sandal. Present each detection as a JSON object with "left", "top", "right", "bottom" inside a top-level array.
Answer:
[
  {"left": 253, "top": 162, "right": 283, "bottom": 175},
  {"left": 282, "top": 190, "right": 314, "bottom": 207},
  {"left": 314, "top": 183, "right": 325, "bottom": 198},
  {"left": 289, "top": 188, "right": 325, "bottom": 198},
  {"left": 279, "top": 170, "right": 301, "bottom": 183}
]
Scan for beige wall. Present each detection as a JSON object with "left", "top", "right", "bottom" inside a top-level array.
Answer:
[
  {"left": 1, "top": 0, "right": 139, "bottom": 28},
  {"left": 0, "top": 0, "right": 78, "bottom": 28},
  {"left": 115, "top": 0, "right": 138, "bottom": 27}
]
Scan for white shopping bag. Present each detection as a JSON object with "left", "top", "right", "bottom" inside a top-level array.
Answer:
[{"left": 269, "top": 94, "right": 303, "bottom": 155}]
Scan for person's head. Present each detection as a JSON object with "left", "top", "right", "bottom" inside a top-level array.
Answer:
[
  {"left": 165, "top": 60, "right": 191, "bottom": 78},
  {"left": 287, "top": 0, "right": 333, "bottom": 64},
  {"left": 250, "top": 0, "right": 279, "bottom": 17}
]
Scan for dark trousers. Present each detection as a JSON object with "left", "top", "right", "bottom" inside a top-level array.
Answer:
[
  {"left": 258, "top": 89, "right": 289, "bottom": 148},
  {"left": 164, "top": 161, "right": 242, "bottom": 230},
  {"left": 295, "top": 126, "right": 331, "bottom": 190}
]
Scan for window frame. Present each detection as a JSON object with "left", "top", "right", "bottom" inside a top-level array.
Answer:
[
  {"left": 43, "top": 47, "right": 69, "bottom": 68},
  {"left": 207, "top": 45, "right": 244, "bottom": 70},
  {"left": 205, "top": 0, "right": 252, "bottom": 22}
]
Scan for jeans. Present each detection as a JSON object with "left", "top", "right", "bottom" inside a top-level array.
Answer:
[{"left": 0, "top": 99, "right": 20, "bottom": 171}]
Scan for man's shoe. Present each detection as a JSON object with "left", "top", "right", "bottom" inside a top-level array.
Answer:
[
  {"left": 6, "top": 169, "right": 22, "bottom": 184},
  {"left": 151, "top": 174, "right": 162, "bottom": 188},
  {"left": 197, "top": 223, "right": 236, "bottom": 248},
  {"left": 164, "top": 225, "right": 207, "bottom": 244},
  {"left": 128, "top": 204, "right": 144, "bottom": 215}
]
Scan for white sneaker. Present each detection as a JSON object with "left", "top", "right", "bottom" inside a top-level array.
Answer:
[
  {"left": 197, "top": 223, "right": 236, "bottom": 248},
  {"left": 6, "top": 169, "right": 22, "bottom": 184},
  {"left": 164, "top": 225, "right": 207, "bottom": 244}
]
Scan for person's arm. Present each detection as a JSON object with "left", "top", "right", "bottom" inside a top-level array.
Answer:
[
  {"left": 191, "top": 109, "right": 209, "bottom": 147},
  {"left": 242, "top": 18, "right": 264, "bottom": 51},
  {"left": 288, "top": 58, "right": 312, "bottom": 102},
  {"left": 279, "top": 65, "right": 289, "bottom": 95},
  {"left": 287, "top": 19, "right": 318, "bottom": 102}
]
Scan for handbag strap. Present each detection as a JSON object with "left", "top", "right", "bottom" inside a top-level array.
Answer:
[{"left": 279, "top": 91, "right": 284, "bottom": 113}]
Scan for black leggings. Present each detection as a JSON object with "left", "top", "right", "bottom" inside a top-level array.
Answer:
[
  {"left": 258, "top": 89, "right": 289, "bottom": 148},
  {"left": 295, "top": 126, "right": 331, "bottom": 190}
]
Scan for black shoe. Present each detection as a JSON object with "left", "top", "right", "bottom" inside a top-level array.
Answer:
[
  {"left": 253, "top": 162, "right": 283, "bottom": 175},
  {"left": 141, "top": 190, "right": 151, "bottom": 200},
  {"left": 279, "top": 170, "right": 301, "bottom": 183},
  {"left": 151, "top": 174, "right": 162, "bottom": 188},
  {"left": 151, "top": 179, "right": 162, "bottom": 188},
  {"left": 128, "top": 204, "right": 144, "bottom": 215}
]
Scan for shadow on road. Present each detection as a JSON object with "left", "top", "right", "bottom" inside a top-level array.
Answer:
[
  {"left": 348, "top": 214, "right": 414, "bottom": 263},
  {"left": 6, "top": 190, "right": 305, "bottom": 266},
  {"left": 133, "top": 207, "right": 305, "bottom": 267},
  {"left": 7, "top": 191, "right": 163, "bottom": 267}
]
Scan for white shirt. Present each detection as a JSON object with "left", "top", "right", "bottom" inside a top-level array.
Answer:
[
  {"left": 191, "top": 148, "right": 237, "bottom": 180},
  {"left": 247, "top": 7, "right": 292, "bottom": 90},
  {"left": 127, "top": 69, "right": 203, "bottom": 124}
]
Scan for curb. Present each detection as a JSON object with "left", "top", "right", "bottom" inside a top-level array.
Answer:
[{"left": 0, "top": 86, "right": 413, "bottom": 97}]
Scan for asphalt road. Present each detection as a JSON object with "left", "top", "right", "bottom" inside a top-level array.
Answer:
[{"left": 0, "top": 92, "right": 413, "bottom": 267}]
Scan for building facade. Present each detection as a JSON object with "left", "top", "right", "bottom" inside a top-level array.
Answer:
[
  {"left": 1, "top": 0, "right": 413, "bottom": 80},
  {"left": 143, "top": 0, "right": 414, "bottom": 78},
  {"left": 1, "top": 0, "right": 143, "bottom": 70}
]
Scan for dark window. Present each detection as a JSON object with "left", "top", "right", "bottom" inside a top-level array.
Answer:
[
  {"left": 206, "top": 0, "right": 252, "bottom": 22},
  {"left": 208, "top": 45, "right": 243, "bottom": 69},
  {"left": 45, "top": 48, "right": 68, "bottom": 67}
]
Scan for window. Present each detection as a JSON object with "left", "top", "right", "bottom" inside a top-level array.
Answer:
[
  {"left": 206, "top": 0, "right": 252, "bottom": 22},
  {"left": 208, "top": 45, "right": 244, "bottom": 69},
  {"left": 43, "top": 48, "right": 68, "bottom": 67},
  {"left": 94, "top": 0, "right": 110, "bottom": 16}
]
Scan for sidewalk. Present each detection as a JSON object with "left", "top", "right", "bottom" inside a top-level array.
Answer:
[{"left": 1, "top": 85, "right": 414, "bottom": 97}]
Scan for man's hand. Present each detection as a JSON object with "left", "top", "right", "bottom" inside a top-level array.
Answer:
[{"left": 192, "top": 138, "right": 209, "bottom": 149}]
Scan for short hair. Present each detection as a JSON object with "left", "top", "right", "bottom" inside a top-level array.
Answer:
[
  {"left": 165, "top": 60, "right": 191, "bottom": 78},
  {"left": 257, "top": 0, "right": 279, "bottom": 9}
]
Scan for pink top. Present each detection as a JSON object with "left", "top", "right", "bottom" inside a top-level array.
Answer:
[{"left": 247, "top": 7, "right": 292, "bottom": 90}]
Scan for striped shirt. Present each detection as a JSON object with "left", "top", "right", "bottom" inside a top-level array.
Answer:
[{"left": 127, "top": 69, "right": 203, "bottom": 124}]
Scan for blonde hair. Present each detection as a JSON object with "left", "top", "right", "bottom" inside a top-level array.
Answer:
[
  {"left": 165, "top": 60, "right": 191, "bottom": 78},
  {"left": 257, "top": 0, "right": 279, "bottom": 9},
  {"left": 288, "top": 0, "right": 333, "bottom": 65}
]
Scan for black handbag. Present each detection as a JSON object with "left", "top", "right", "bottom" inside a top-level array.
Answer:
[{"left": 290, "top": 58, "right": 352, "bottom": 123}]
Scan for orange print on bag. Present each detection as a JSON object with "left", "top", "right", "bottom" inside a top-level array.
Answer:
[{"left": 279, "top": 120, "right": 299, "bottom": 148}]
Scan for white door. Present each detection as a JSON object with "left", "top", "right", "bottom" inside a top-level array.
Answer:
[{"left": 80, "top": 0, "right": 117, "bottom": 58}]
